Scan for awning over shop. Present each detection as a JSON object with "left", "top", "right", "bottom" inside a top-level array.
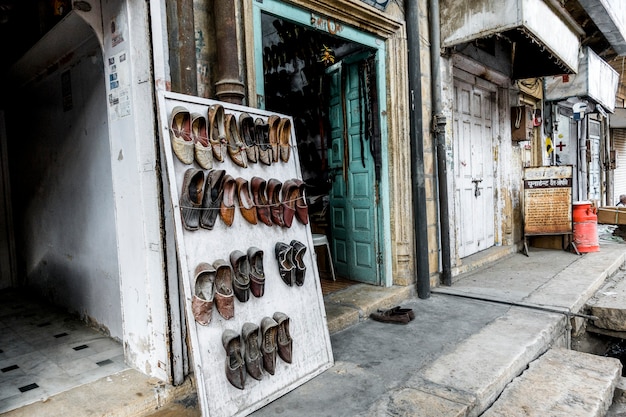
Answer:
[
  {"left": 577, "top": 0, "right": 626, "bottom": 56},
  {"left": 440, "top": 0, "right": 581, "bottom": 79},
  {"left": 544, "top": 47, "right": 619, "bottom": 113}
]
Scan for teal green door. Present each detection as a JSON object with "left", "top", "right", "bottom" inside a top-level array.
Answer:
[{"left": 327, "top": 60, "right": 379, "bottom": 284}]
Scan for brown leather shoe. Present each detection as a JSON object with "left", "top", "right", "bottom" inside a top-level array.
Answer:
[
  {"left": 248, "top": 246, "right": 265, "bottom": 298},
  {"left": 277, "top": 117, "right": 292, "bottom": 162},
  {"left": 170, "top": 106, "right": 194, "bottom": 164},
  {"left": 220, "top": 174, "right": 236, "bottom": 227},
  {"left": 280, "top": 179, "right": 298, "bottom": 228},
  {"left": 268, "top": 115, "right": 281, "bottom": 163},
  {"left": 242, "top": 322, "right": 263, "bottom": 380},
  {"left": 191, "top": 113, "right": 212, "bottom": 170},
  {"left": 261, "top": 316, "right": 278, "bottom": 375},
  {"left": 293, "top": 179, "right": 309, "bottom": 225},
  {"left": 251, "top": 176, "right": 272, "bottom": 226},
  {"left": 290, "top": 240, "right": 307, "bottom": 286},
  {"left": 235, "top": 177, "right": 258, "bottom": 225},
  {"left": 267, "top": 178, "right": 284, "bottom": 226},
  {"left": 255, "top": 118, "right": 272, "bottom": 166},
  {"left": 222, "top": 329, "right": 245, "bottom": 389},
  {"left": 192, "top": 262, "right": 215, "bottom": 325},
  {"left": 180, "top": 168, "right": 204, "bottom": 231},
  {"left": 213, "top": 259, "right": 234, "bottom": 320},
  {"left": 230, "top": 249, "right": 250, "bottom": 303},
  {"left": 239, "top": 112, "right": 258, "bottom": 163},
  {"left": 200, "top": 169, "right": 225, "bottom": 230},
  {"left": 208, "top": 104, "right": 226, "bottom": 162},
  {"left": 273, "top": 312, "right": 292, "bottom": 364},
  {"left": 225, "top": 113, "right": 248, "bottom": 168}
]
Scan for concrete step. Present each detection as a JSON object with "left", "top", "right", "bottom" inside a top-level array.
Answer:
[
  {"left": 588, "top": 270, "right": 626, "bottom": 332},
  {"left": 482, "top": 348, "right": 622, "bottom": 417},
  {"left": 607, "top": 377, "right": 626, "bottom": 417}
]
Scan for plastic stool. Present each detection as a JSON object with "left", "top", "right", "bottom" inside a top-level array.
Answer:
[{"left": 312, "top": 233, "right": 336, "bottom": 281}]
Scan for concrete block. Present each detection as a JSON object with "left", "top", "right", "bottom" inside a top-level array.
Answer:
[
  {"left": 591, "top": 272, "right": 626, "bottom": 331},
  {"left": 482, "top": 348, "right": 622, "bottom": 417}
]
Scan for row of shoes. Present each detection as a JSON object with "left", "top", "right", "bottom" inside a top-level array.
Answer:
[
  {"left": 192, "top": 247, "right": 265, "bottom": 325},
  {"left": 180, "top": 168, "right": 309, "bottom": 231},
  {"left": 169, "top": 104, "right": 293, "bottom": 169},
  {"left": 275, "top": 240, "right": 306, "bottom": 287},
  {"left": 222, "top": 312, "right": 292, "bottom": 390}
]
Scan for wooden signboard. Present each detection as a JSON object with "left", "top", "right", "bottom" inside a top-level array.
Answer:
[{"left": 523, "top": 166, "right": 573, "bottom": 254}]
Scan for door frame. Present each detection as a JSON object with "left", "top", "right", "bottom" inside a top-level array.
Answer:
[{"left": 250, "top": 0, "right": 392, "bottom": 285}]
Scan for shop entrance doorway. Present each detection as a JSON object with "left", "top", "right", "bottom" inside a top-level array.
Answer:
[{"left": 254, "top": 1, "right": 385, "bottom": 285}]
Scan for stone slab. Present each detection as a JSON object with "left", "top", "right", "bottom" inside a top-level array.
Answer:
[
  {"left": 591, "top": 271, "right": 626, "bottom": 331},
  {"left": 482, "top": 348, "right": 622, "bottom": 417}
]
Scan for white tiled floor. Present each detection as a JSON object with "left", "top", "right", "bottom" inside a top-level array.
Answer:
[{"left": 0, "top": 289, "right": 128, "bottom": 413}]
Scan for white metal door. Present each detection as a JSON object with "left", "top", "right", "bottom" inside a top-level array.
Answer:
[
  {"left": 588, "top": 119, "right": 601, "bottom": 201},
  {"left": 453, "top": 77, "right": 496, "bottom": 258}
]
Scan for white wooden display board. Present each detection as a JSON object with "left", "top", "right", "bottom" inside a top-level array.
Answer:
[{"left": 157, "top": 91, "right": 334, "bottom": 416}]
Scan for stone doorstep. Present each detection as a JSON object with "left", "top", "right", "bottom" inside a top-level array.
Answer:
[{"left": 482, "top": 348, "right": 623, "bottom": 417}]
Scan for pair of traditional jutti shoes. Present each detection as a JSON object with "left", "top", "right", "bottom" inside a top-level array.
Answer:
[
  {"left": 170, "top": 105, "right": 292, "bottom": 169},
  {"left": 191, "top": 247, "right": 265, "bottom": 326},
  {"left": 275, "top": 240, "right": 307, "bottom": 287},
  {"left": 222, "top": 312, "right": 292, "bottom": 389}
]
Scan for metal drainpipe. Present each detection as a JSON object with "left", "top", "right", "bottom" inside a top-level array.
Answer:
[
  {"left": 429, "top": 0, "right": 452, "bottom": 286},
  {"left": 406, "top": 0, "right": 431, "bottom": 299},
  {"left": 214, "top": 0, "right": 245, "bottom": 104}
]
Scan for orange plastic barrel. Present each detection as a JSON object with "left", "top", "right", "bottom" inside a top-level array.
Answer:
[{"left": 572, "top": 201, "right": 599, "bottom": 252}]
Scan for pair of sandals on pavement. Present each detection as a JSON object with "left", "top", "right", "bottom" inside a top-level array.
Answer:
[{"left": 369, "top": 306, "right": 415, "bottom": 324}]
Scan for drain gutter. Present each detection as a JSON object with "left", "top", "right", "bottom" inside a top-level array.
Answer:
[
  {"left": 429, "top": 0, "right": 452, "bottom": 286},
  {"left": 432, "top": 288, "right": 599, "bottom": 350},
  {"left": 406, "top": 0, "right": 431, "bottom": 298}
]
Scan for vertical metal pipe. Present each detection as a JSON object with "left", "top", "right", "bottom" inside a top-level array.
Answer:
[
  {"left": 429, "top": 0, "right": 452, "bottom": 286},
  {"left": 214, "top": 0, "right": 245, "bottom": 104},
  {"left": 406, "top": 0, "right": 431, "bottom": 299}
]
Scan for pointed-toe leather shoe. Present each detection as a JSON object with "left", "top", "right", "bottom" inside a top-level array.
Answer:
[
  {"left": 242, "top": 322, "right": 263, "bottom": 380},
  {"left": 235, "top": 177, "right": 258, "bottom": 225},
  {"left": 255, "top": 118, "right": 272, "bottom": 166},
  {"left": 251, "top": 176, "right": 272, "bottom": 226},
  {"left": 274, "top": 241, "right": 295, "bottom": 286},
  {"left": 260, "top": 316, "right": 278, "bottom": 375},
  {"left": 280, "top": 179, "right": 298, "bottom": 228},
  {"left": 200, "top": 169, "right": 225, "bottom": 230},
  {"left": 247, "top": 246, "right": 265, "bottom": 298},
  {"left": 191, "top": 112, "right": 212, "bottom": 170},
  {"left": 273, "top": 312, "right": 293, "bottom": 364},
  {"left": 225, "top": 113, "right": 248, "bottom": 168},
  {"left": 208, "top": 104, "right": 227, "bottom": 162},
  {"left": 213, "top": 259, "right": 234, "bottom": 320},
  {"left": 191, "top": 262, "right": 215, "bottom": 325},
  {"left": 179, "top": 168, "right": 204, "bottom": 231},
  {"left": 290, "top": 240, "right": 307, "bottom": 287},
  {"left": 239, "top": 112, "right": 258, "bottom": 163},
  {"left": 277, "top": 117, "right": 292, "bottom": 162},
  {"left": 170, "top": 106, "right": 194, "bottom": 164},
  {"left": 230, "top": 249, "right": 250, "bottom": 303},
  {"left": 220, "top": 174, "right": 236, "bottom": 227},
  {"left": 268, "top": 115, "right": 281, "bottom": 163},
  {"left": 294, "top": 179, "right": 309, "bottom": 225},
  {"left": 222, "top": 329, "right": 245, "bottom": 389},
  {"left": 267, "top": 178, "right": 284, "bottom": 226}
]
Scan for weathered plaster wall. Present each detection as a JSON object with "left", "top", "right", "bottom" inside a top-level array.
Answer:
[{"left": 7, "top": 36, "right": 123, "bottom": 338}]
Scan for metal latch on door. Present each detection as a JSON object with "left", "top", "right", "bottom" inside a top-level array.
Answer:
[{"left": 472, "top": 178, "right": 483, "bottom": 197}]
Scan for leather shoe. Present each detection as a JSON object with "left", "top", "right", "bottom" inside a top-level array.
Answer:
[
  {"left": 235, "top": 177, "right": 258, "bottom": 225},
  {"left": 213, "top": 259, "right": 234, "bottom": 320},
  {"left": 230, "top": 250, "right": 250, "bottom": 303},
  {"left": 222, "top": 329, "right": 245, "bottom": 389},
  {"left": 290, "top": 240, "right": 306, "bottom": 286},
  {"left": 293, "top": 179, "right": 309, "bottom": 225},
  {"left": 208, "top": 104, "right": 227, "bottom": 162},
  {"left": 273, "top": 312, "right": 292, "bottom": 364},
  {"left": 248, "top": 246, "right": 265, "bottom": 298},
  {"left": 191, "top": 113, "right": 212, "bottom": 170},
  {"left": 191, "top": 262, "right": 215, "bottom": 325},
  {"left": 220, "top": 174, "right": 236, "bottom": 227},
  {"left": 179, "top": 168, "right": 204, "bottom": 231},
  {"left": 267, "top": 178, "right": 284, "bottom": 226},
  {"left": 260, "top": 316, "right": 278, "bottom": 375},
  {"left": 275, "top": 242, "right": 295, "bottom": 286},
  {"left": 200, "top": 169, "right": 225, "bottom": 230},
  {"left": 369, "top": 306, "right": 415, "bottom": 325},
  {"left": 251, "top": 176, "right": 272, "bottom": 226},
  {"left": 242, "top": 322, "right": 263, "bottom": 380},
  {"left": 268, "top": 115, "right": 281, "bottom": 163},
  {"left": 277, "top": 117, "right": 292, "bottom": 162},
  {"left": 239, "top": 113, "right": 258, "bottom": 163},
  {"left": 170, "top": 106, "right": 194, "bottom": 164},
  {"left": 225, "top": 113, "right": 248, "bottom": 168},
  {"left": 254, "top": 118, "right": 272, "bottom": 166},
  {"left": 280, "top": 179, "right": 298, "bottom": 228}
]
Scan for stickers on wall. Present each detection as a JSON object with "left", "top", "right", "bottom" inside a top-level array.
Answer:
[{"left": 107, "top": 51, "right": 131, "bottom": 120}]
